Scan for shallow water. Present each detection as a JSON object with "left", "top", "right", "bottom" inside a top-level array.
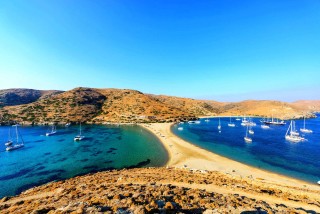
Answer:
[
  {"left": 172, "top": 115, "right": 320, "bottom": 183},
  {"left": 0, "top": 124, "right": 168, "bottom": 198}
]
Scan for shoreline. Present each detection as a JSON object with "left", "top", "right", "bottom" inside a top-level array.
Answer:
[{"left": 139, "top": 122, "right": 320, "bottom": 191}]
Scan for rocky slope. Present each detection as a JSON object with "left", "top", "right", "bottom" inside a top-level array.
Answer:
[
  {"left": 0, "top": 89, "right": 63, "bottom": 107},
  {"left": 0, "top": 167, "right": 319, "bottom": 213},
  {"left": 0, "top": 87, "right": 318, "bottom": 124}
]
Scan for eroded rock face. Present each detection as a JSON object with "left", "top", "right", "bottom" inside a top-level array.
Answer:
[{"left": 0, "top": 167, "right": 319, "bottom": 213}]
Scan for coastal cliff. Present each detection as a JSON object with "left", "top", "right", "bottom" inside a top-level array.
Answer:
[{"left": 0, "top": 87, "right": 318, "bottom": 124}]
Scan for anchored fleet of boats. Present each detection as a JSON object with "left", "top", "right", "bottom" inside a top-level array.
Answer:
[
  {"left": 184, "top": 115, "right": 313, "bottom": 144},
  {"left": 3, "top": 122, "right": 86, "bottom": 152}
]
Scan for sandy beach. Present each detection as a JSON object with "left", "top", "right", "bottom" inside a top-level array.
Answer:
[{"left": 140, "top": 123, "right": 320, "bottom": 210}]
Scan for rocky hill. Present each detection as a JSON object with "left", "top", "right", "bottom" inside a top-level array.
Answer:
[
  {"left": 0, "top": 87, "right": 318, "bottom": 124},
  {"left": 0, "top": 89, "right": 63, "bottom": 107},
  {"left": 0, "top": 167, "right": 319, "bottom": 213}
]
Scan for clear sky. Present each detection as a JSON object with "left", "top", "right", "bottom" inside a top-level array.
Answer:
[{"left": 0, "top": 0, "right": 319, "bottom": 102}]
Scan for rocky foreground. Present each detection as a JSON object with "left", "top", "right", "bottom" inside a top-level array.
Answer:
[{"left": 0, "top": 167, "right": 319, "bottom": 213}]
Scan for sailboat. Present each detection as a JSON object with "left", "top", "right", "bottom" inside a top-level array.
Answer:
[
  {"left": 46, "top": 124, "right": 57, "bottom": 136},
  {"left": 204, "top": 118, "right": 210, "bottom": 122},
  {"left": 261, "top": 124, "right": 270, "bottom": 129},
  {"left": 290, "top": 121, "right": 299, "bottom": 136},
  {"left": 228, "top": 117, "right": 235, "bottom": 127},
  {"left": 300, "top": 117, "right": 312, "bottom": 133},
  {"left": 241, "top": 116, "right": 249, "bottom": 126},
  {"left": 285, "top": 120, "right": 304, "bottom": 142},
  {"left": 244, "top": 125, "right": 252, "bottom": 143},
  {"left": 248, "top": 126, "right": 254, "bottom": 135},
  {"left": 6, "top": 125, "right": 24, "bottom": 151},
  {"left": 5, "top": 128, "right": 13, "bottom": 146},
  {"left": 236, "top": 116, "right": 241, "bottom": 121},
  {"left": 74, "top": 122, "right": 85, "bottom": 141},
  {"left": 218, "top": 117, "right": 221, "bottom": 131}
]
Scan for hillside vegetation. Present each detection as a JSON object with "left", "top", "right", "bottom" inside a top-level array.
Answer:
[{"left": 0, "top": 87, "right": 318, "bottom": 124}]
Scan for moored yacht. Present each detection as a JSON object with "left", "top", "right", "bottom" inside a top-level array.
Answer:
[
  {"left": 244, "top": 125, "right": 252, "bottom": 143},
  {"left": 46, "top": 124, "right": 57, "bottom": 136},
  {"left": 6, "top": 125, "right": 24, "bottom": 151},
  {"left": 285, "top": 120, "right": 304, "bottom": 142},
  {"left": 300, "top": 117, "right": 312, "bottom": 133},
  {"left": 74, "top": 122, "right": 85, "bottom": 141},
  {"left": 228, "top": 117, "right": 235, "bottom": 127}
]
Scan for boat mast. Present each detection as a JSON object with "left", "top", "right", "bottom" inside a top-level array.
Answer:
[
  {"left": 15, "top": 125, "right": 20, "bottom": 144},
  {"left": 286, "top": 121, "right": 291, "bottom": 136}
]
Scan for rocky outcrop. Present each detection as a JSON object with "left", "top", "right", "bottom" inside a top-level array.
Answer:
[{"left": 0, "top": 167, "right": 319, "bottom": 213}]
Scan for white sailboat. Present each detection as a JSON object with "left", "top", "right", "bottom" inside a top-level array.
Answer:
[
  {"left": 46, "top": 124, "right": 57, "bottom": 136},
  {"left": 244, "top": 125, "right": 252, "bottom": 143},
  {"left": 6, "top": 125, "right": 24, "bottom": 151},
  {"left": 178, "top": 127, "right": 183, "bottom": 131},
  {"left": 261, "top": 124, "right": 270, "bottom": 129},
  {"left": 300, "top": 117, "right": 312, "bottom": 133},
  {"left": 236, "top": 116, "right": 241, "bottom": 121},
  {"left": 290, "top": 121, "right": 299, "bottom": 136},
  {"left": 248, "top": 126, "right": 254, "bottom": 135},
  {"left": 5, "top": 128, "right": 13, "bottom": 146},
  {"left": 241, "top": 116, "right": 248, "bottom": 126},
  {"left": 228, "top": 117, "right": 235, "bottom": 127},
  {"left": 285, "top": 120, "right": 304, "bottom": 142},
  {"left": 218, "top": 117, "right": 221, "bottom": 130},
  {"left": 74, "top": 122, "right": 85, "bottom": 141}
]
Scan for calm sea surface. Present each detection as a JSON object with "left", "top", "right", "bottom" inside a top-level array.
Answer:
[
  {"left": 0, "top": 125, "right": 168, "bottom": 198},
  {"left": 172, "top": 115, "right": 320, "bottom": 183}
]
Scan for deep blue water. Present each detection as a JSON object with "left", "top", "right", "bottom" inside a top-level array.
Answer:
[
  {"left": 172, "top": 115, "right": 320, "bottom": 183},
  {"left": 0, "top": 125, "right": 168, "bottom": 198}
]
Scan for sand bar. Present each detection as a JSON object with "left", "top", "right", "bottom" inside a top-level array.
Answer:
[{"left": 140, "top": 123, "right": 320, "bottom": 191}]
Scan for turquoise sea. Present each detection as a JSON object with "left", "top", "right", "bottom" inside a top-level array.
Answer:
[
  {"left": 172, "top": 115, "right": 320, "bottom": 184},
  {"left": 0, "top": 125, "right": 168, "bottom": 198}
]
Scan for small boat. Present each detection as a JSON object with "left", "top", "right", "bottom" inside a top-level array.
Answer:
[
  {"left": 204, "top": 119, "right": 210, "bottom": 122},
  {"left": 261, "top": 124, "right": 270, "bottom": 129},
  {"left": 218, "top": 118, "right": 221, "bottom": 130},
  {"left": 235, "top": 116, "right": 241, "bottom": 121},
  {"left": 188, "top": 121, "right": 195, "bottom": 124},
  {"left": 244, "top": 125, "right": 252, "bottom": 143},
  {"left": 46, "top": 124, "right": 57, "bottom": 136},
  {"left": 300, "top": 117, "right": 312, "bottom": 133},
  {"left": 228, "top": 117, "right": 235, "bottom": 127},
  {"left": 6, "top": 125, "right": 24, "bottom": 151},
  {"left": 74, "top": 122, "right": 85, "bottom": 141},
  {"left": 285, "top": 120, "right": 304, "bottom": 142},
  {"left": 178, "top": 127, "right": 183, "bottom": 131},
  {"left": 65, "top": 122, "right": 71, "bottom": 127},
  {"left": 195, "top": 120, "right": 201, "bottom": 124}
]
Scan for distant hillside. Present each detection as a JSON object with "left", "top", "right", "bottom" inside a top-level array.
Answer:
[
  {"left": 0, "top": 89, "right": 63, "bottom": 107},
  {"left": 291, "top": 100, "right": 320, "bottom": 112},
  {"left": 0, "top": 87, "right": 318, "bottom": 124},
  {"left": 217, "top": 100, "right": 316, "bottom": 119}
]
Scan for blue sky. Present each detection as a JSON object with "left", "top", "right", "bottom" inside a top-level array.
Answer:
[{"left": 0, "top": 0, "right": 319, "bottom": 101}]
